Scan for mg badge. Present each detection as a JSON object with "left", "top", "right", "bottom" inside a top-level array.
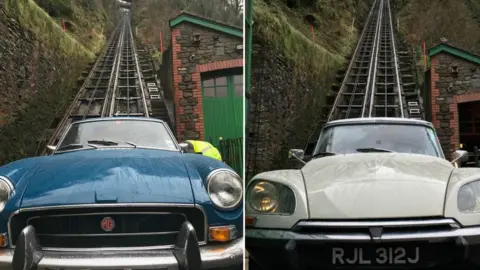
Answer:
[{"left": 101, "top": 217, "right": 115, "bottom": 232}]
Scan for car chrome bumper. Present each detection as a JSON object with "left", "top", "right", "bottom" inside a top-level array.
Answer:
[
  {"left": 246, "top": 226, "right": 480, "bottom": 242},
  {"left": 0, "top": 222, "right": 243, "bottom": 270},
  {"left": 246, "top": 226, "right": 480, "bottom": 269}
]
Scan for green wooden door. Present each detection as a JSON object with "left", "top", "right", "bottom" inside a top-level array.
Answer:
[
  {"left": 202, "top": 73, "right": 243, "bottom": 146},
  {"left": 202, "top": 72, "right": 243, "bottom": 175}
]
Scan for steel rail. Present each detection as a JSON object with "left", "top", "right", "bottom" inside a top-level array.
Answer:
[
  {"left": 128, "top": 20, "right": 150, "bottom": 117},
  {"left": 109, "top": 20, "right": 127, "bottom": 116},
  {"left": 83, "top": 27, "right": 122, "bottom": 120},
  {"left": 83, "top": 24, "right": 124, "bottom": 119},
  {"left": 327, "top": 0, "right": 378, "bottom": 122},
  {"left": 366, "top": 0, "right": 384, "bottom": 117},
  {"left": 42, "top": 13, "right": 163, "bottom": 156},
  {"left": 388, "top": 0, "right": 405, "bottom": 118},
  {"left": 102, "top": 19, "right": 126, "bottom": 116},
  {"left": 41, "top": 24, "right": 123, "bottom": 154},
  {"left": 328, "top": 0, "right": 407, "bottom": 121}
]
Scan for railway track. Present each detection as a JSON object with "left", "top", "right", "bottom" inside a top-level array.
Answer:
[
  {"left": 39, "top": 12, "right": 172, "bottom": 155},
  {"left": 328, "top": 0, "right": 414, "bottom": 121},
  {"left": 304, "top": 0, "right": 422, "bottom": 157}
]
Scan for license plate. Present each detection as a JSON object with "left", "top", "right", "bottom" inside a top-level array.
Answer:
[{"left": 332, "top": 246, "right": 420, "bottom": 265}]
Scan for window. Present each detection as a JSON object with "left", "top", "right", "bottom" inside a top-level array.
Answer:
[
  {"left": 58, "top": 120, "right": 178, "bottom": 152},
  {"left": 201, "top": 74, "right": 243, "bottom": 98},
  {"left": 315, "top": 124, "right": 444, "bottom": 158},
  {"left": 234, "top": 75, "right": 243, "bottom": 97}
]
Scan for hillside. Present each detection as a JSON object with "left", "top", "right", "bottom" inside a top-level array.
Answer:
[
  {"left": 246, "top": 0, "right": 373, "bottom": 179},
  {"left": 396, "top": 0, "right": 480, "bottom": 54},
  {"left": 0, "top": 0, "right": 117, "bottom": 164},
  {"left": 131, "top": 0, "right": 243, "bottom": 66}
]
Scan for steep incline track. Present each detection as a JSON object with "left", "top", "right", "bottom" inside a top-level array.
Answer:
[
  {"left": 302, "top": 0, "right": 423, "bottom": 157},
  {"left": 40, "top": 13, "right": 172, "bottom": 155},
  {"left": 328, "top": 0, "right": 419, "bottom": 121}
]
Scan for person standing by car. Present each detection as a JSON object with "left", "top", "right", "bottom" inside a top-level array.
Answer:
[{"left": 182, "top": 140, "right": 222, "bottom": 161}]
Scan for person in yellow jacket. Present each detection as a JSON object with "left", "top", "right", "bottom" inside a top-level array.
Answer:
[{"left": 182, "top": 140, "right": 222, "bottom": 161}]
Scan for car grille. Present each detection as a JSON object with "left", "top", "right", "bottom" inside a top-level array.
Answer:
[
  {"left": 292, "top": 217, "right": 458, "bottom": 234},
  {"left": 291, "top": 218, "right": 461, "bottom": 269},
  {"left": 9, "top": 206, "right": 206, "bottom": 249}
]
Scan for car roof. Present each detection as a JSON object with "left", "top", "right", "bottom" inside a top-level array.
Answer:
[
  {"left": 71, "top": 117, "right": 166, "bottom": 125},
  {"left": 323, "top": 117, "right": 434, "bottom": 129}
]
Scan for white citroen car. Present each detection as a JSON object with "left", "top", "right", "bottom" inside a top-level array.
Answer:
[{"left": 245, "top": 117, "right": 480, "bottom": 270}]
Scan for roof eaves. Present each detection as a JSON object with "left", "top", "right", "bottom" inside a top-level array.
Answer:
[
  {"left": 169, "top": 12, "right": 242, "bottom": 38},
  {"left": 428, "top": 43, "right": 480, "bottom": 65}
]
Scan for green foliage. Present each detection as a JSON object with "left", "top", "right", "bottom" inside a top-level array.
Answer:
[
  {"left": 396, "top": 0, "right": 480, "bottom": 52},
  {"left": 5, "top": 0, "right": 94, "bottom": 59},
  {"left": 35, "top": 0, "right": 73, "bottom": 18},
  {"left": 254, "top": 4, "right": 343, "bottom": 79}
]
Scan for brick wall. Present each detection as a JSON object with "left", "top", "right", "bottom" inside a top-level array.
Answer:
[
  {"left": 170, "top": 22, "right": 242, "bottom": 141},
  {"left": 430, "top": 52, "right": 480, "bottom": 159}
]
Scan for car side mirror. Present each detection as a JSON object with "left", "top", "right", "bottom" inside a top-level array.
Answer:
[
  {"left": 288, "top": 149, "right": 306, "bottom": 164},
  {"left": 452, "top": 149, "right": 469, "bottom": 165},
  {"left": 178, "top": 143, "right": 189, "bottom": 152},
  {"left": 46, "top": 145, "right": 56, "bottom": 154}
]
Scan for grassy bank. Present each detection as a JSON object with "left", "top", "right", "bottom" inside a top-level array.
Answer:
[
  {"left": 0, "top": 0, "right": 115, "bottom": 164},
  {"left": 5, "top": 0, "right": 94, "bottom": 59},
  {"left": 254, "top": 0, "right": 345, "bottom": 80}
]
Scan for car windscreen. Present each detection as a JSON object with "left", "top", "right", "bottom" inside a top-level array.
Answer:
[
  {"left": 58, "top": 120, "right": 178, "bottom": 151},
  {"left": 314, "top": 124, "right": 444, "bottom": 158}
]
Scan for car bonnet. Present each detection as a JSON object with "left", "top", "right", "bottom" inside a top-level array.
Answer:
[
  {"left": 301, "top": 153, "right": 455, "bottom": 219},
  {"left": 19, "top": 149, "right": 195, "bottom": 207}
]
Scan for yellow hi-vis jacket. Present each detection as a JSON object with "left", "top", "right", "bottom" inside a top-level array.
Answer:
[{"left": 186, "top": 140, "right": 222, "bottom": 161}]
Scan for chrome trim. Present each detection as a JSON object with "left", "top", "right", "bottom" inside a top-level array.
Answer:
[
  {"left": 53, "top": 118, "right": 180, "bottom": 154},
  {"left": 294, "top": 218, "right": 458, "bottom": 230},
  {"left": 246, "top": 226, "right": 480, "bottom": 242},
  {"left": 0, "top": 176, "right": 14, "bottom": 192},
  {"left": 18, "top": 203, "right": 194, "bottom": 211},
  {"left": 54, "top": 144, "right": 180, "bottom": 155},
  {"left": 26, "top": 211, "right": 185, "bottom": 221},
  {"left": 7, "top": 209, "right": 18, "bottom": 249},
  {"left": 247, "top": 179, "right": 297, "bottom": 216},
  {"left": 37, "top": 231, "right": 178, "bottom": 237},
  {"left": 324, "top": 117, "right": 433, "bottom": 129},
  {"left": 45, "top": 245, "right": 177, "bottom": 252},
  {"left": 8, "top": 203, "right": 209, "bottom": 251},
  {"left": 0, "top": 237, "right": 244, "bottom": 269},
  {"left": 206, "top": 169, "right": 243, "bottom": 211},
  {"left": 25, "top": 211, "right": 187, "bottom": 239}
]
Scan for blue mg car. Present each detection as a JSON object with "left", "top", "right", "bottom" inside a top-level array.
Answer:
[{"left": 0, "top": 117, "right": 243, "bottom": 269}]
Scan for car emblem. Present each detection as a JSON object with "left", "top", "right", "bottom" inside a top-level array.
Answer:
[
  {"left": 101, "top": 217, "right": 115, "bottom": 232},
  {"left": 369, "top": 227, "right": 383, "bottom": 241}
]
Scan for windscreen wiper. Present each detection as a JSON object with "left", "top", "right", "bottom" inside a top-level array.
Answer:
[
  {"left": 87, "top": 140, "right": 119, "bottom": 146},
  {"left": 56, "top": 144, "right": 96, "bottom": 152},
  {"left": 356, "top": 148, "right": 394, "bottom": 153},
  {"left": 124, "top": 141, "right": 137, "bottom": 148}
]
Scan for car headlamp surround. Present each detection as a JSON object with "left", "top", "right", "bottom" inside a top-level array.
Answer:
[
  {"left": 0, "top": 176, "right": 14, "bottom": 211},
  {"left": 247, "top": 180, "right": 296, "bottom": 215},
  {"left": 457, "top": 179, "right": 480, "bottom": 213},
  {"left": 206, "top": 169, "right": 243, "bottom": 210}
]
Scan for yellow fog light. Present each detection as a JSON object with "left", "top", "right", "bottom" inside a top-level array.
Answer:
[
  {"left": 0, "top": 234, "right": 8, "bottom": 247},
  {"left": 209, "top": 225, "right": 237, "bottom": 242}
]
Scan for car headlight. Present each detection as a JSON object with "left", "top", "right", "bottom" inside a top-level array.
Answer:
[
  {"left": 0, "top": 177, "right": 13, "bottom": 211},
  {"left": 206, "top": 169, "right": 243, "bottom": 210},
  {"left": 457, "top": 180, "right": 480, "bottom": 213},
  {"left": 247, "top": 180, "right": 296, "bottom": 215}
]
